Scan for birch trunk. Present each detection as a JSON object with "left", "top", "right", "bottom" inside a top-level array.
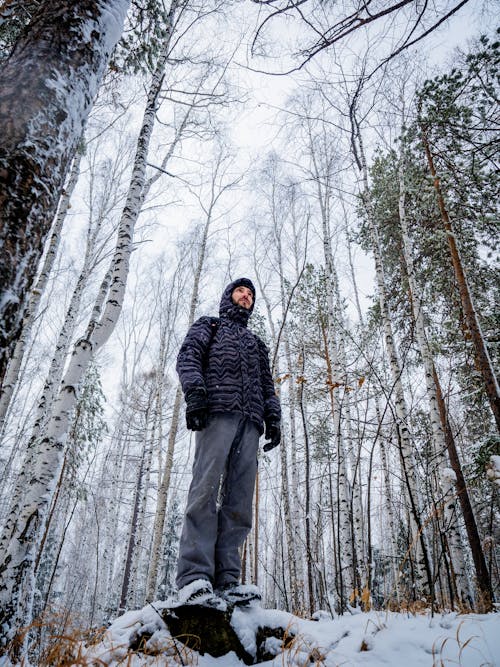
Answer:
[
  {"left": 433, "top": 364, "right": 493, "bottom": 608},
  {"left": 146, "top": 386, "right": 183, "bottom": 600},
  {"left": 308, "top": 132, "right": 357, "bottom": 601},
  {"left": 0, "top": 20, "right": 170, "bottom": 643},
  {"left": 0, "top": 152, "right": 82, "bottom": 431},
  {"left": 297, "top": 347, "right": 314, "bottom": 616},
  {"left": 0, "top": 0, "right": 130, "bottom": 386},
  {"left": 30, "top": 209, "right": 103, "bottom": 446},
  {"left": 378, "top": 429, "right": 401, "bottom": 602},
  {"left": 272, "top": 209, "right": 302, "bottom": 612},
  {"left": 127, "top": 402, "right": 156, "bottom": 609},
  {"left": 345, "top": 220, "right": 401, "bottom": 601},
  {"left": 397, "top": 155, "right": 469, "bottom": 603},
  {"left": 119, "top": 444, "right": 146, "bottom": 612},
  {"left": 101, "top": 418, "right": 133, "bottom": 618},
  {"left": 354, "top": 125, "right": 432, "bottom": 597}
]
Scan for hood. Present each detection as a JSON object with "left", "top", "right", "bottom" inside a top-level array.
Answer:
[{"left": 219, "top": 278, "right": 256, "bottom": 326}]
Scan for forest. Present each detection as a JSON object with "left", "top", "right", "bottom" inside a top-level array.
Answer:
[{"left": 0, "top": 1, "right": 498, "bottom": 665}]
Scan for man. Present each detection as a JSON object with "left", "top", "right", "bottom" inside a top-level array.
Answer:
[{"left": 175, "top": 278, "right": 281, "bottom": 606}]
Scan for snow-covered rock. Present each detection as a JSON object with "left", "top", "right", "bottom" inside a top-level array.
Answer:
[{"left": 76, "top": 602, "right": 500, "bottom": 666}]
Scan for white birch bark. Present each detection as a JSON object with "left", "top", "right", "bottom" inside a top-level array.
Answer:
[
  {"left": 345, "top": 218, "right": 401, "bottom": 601},
  {"left": 0, "top": 16, "right": 172, "bottom": 639},
  {"left": 354, "top": 126, "right": 430, "bottom": 595},
  {"left": 0, "top": 152, "right": 82, "bottom": 432},
  {"left": 0, "top": 0, "right": 130, "bottom": 388},
  {"left": 270, "top": 197, "right": 302, "bottom": 612},
  {"left": 30, "top": 209, "right": 103, "bottom": 447},
  {"left": 397, "top": 156, "right": 468, "bottom": 602},
  {"left": 379, "top": 435, "right": 401, "bottom": 595},
  {"left": 146, "top": 385, "right": 182, "bottom": 600},
  {"left": 127, "top": 401, "right": 155, "bottom": 609},
  {"left": 119, "top": 439, "right": 146, "bottom": 612},
  {"left": 101, "top": 418, "right": 134, "bottom": 618},
  {"left": 306, "top": 126, "right": 356, "bottom": 600}
]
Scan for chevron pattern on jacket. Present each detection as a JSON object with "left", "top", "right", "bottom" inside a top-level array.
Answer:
[{"left": 176, "top": 279, "right": 280, "bottom": 433}]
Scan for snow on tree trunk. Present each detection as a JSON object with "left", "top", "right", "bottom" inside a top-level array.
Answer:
[
  {"left": 99, "top": 418, "right": 133, "bottom": 619},
  {"left": 332, "top": 268, "right": 365, "bottom": 597},
  {"left": 297, "top": 345, "right": 315, "bottom": 616},
  {"left": 30, "top": 208, "right": 103, "bottom": 447},
  {"left": 377, "top": 424, "right": 401, "bottom": 603},
  {"left": 317, "top": 205, "right": 356, "bottom": 602},
  {"left": 146, "top": 385, "right": 182, "bottom": 600},
  {"left": 0, "top": 28, "right": 168, "bottom": 647},
  {"left": 439, "top": 468, "right": 472, "bottom": 603},
  {"left": 0, "top": 0, "right": 130, "bottom": 389},
  {"left": 119, "top": 442, "right": 146, "bottom": 612},
  {"left": 432, "top": 364, "right": 493, "bottom": 607},
  {"left": 305, "top": 125, "right": 357, "bottom": 605},
  {"left": 0, "top": 152, "right": 82, "bottom": 432}
]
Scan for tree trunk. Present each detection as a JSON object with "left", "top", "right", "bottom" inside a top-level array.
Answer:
[
  {"left": 307, "top": 123, "right": 358, "bottom": 604},
  {"left": 0, "top": 0, "right": 130, "bottom": 386},
  {"left": 354, "top": 124, "right": 432, "bottom": 598},
  {"left": 298, "top": 348, "right": 314, "bottom": 616},
  {"left": 0, "top": 152, "right": 82, "bottom": 431},
  {"left": 432, "top": 367, "right": 494, "bottom": 608},
  {"left": 397, "top": 154, "right": 469, "bottom": 604},
  {"left": 119, "top": 445, "right": 146, "bottom": 612},
  {"left": 146, "top": 385, "right": 183, "bottom": 600},
  {"left": 420, "top": 125, "right": 500, "bottom": 432},
  {"left": 0, "top": 28, "right": 169, "bottom": 646},
  {"left": 30, "top": 204, "right": 104, "bottom": 449}
]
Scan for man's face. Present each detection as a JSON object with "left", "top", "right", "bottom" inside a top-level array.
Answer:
[{"left": 231, "top": 285, "right": 254, "bottom": 310}]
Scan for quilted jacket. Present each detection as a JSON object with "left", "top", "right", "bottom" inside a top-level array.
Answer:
[{"left": 176, "top": 278, "right": 281, "bottom": 433}]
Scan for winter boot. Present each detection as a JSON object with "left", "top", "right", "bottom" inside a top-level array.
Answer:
[
  {"left": 177, "top": 579, "right": 220, "bottom": 606},
  {"left": 215, "top": 583, "right": 261, "bottom": 606}
]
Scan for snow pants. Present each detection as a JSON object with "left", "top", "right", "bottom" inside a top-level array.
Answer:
[{"left": 176, "top": 414, "right": 259, "bottom": 590}]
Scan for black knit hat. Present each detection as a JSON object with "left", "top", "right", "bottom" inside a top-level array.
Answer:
[
  {"left": 232, "top": 277, "right": 256, "bottom": 298},
  {"left": 219, "top": 277, "right": 256, "bottom": 322}
]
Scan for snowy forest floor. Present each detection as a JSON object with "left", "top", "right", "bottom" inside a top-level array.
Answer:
[{"left": 41, "top": 602, "right": 500, "bottom": 666}]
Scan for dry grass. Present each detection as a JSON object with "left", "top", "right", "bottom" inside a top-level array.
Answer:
[
  {"left": 277, "top": 629, "right": 327, "bottom": 666},
  {"left": 431, "top": 619, "right": 495, "bottom": 667},
  {"left": 1, "top": 608, "right": 198, "bottom": 667}
]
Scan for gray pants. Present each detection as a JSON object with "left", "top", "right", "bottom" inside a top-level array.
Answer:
[{"left": 176, "top": 414, "right": 259, "bottom": 590}]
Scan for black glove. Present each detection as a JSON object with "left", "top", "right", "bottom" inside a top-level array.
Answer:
[
  {"left": 264, "top": 418, "right": 281, "bottom": 452},
  {"left": 185, "top": 388, "right": 208, "bottom": 431}
]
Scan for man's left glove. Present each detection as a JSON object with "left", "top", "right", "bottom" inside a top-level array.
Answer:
[
  {"left": 264, "top": 418, "right": 281, "bottom": 452},
  {"left": 185, "top": 388, "right": 208, "bottom": 431}
]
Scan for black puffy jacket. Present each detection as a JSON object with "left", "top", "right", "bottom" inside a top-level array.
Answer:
[{"left": 176, "top": 279, "right": 281, "bottom": 433}]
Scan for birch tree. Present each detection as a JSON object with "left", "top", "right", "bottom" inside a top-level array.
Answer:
[
  {"left": 0, "top": 152, "right": 82, "bottom": 432},
  {"left": 0, "top": 2, "right": 181, "bottom": 646},
  {"left": 0, "top": 0, "right": 130, "bottom": 386},
  {"left": 350, "top": 101, "right": 433, "bottom": 599}
]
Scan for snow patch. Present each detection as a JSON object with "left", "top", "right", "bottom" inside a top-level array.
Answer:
[
  {"left": 76, "top": 604, "right": 500, "bottom": 666},
  {"left": 486, "top": 455, "right": 500, "bottom": 486}
]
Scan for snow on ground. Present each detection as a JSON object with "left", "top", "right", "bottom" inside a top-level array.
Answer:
[{"left": 81, "top": 601, "right": 500, "bottom": 666}]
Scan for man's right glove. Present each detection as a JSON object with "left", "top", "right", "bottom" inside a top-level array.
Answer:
[
  {"left": 185, "top": 388, "right": 208, "bottom": 431},
  {"left": 264, "top": 418, "right": 281, "bottom": 452}
]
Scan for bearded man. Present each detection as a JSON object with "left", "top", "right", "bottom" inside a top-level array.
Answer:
[{"left": 175, "top": 278, "right": 281, "bottom": 606}]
